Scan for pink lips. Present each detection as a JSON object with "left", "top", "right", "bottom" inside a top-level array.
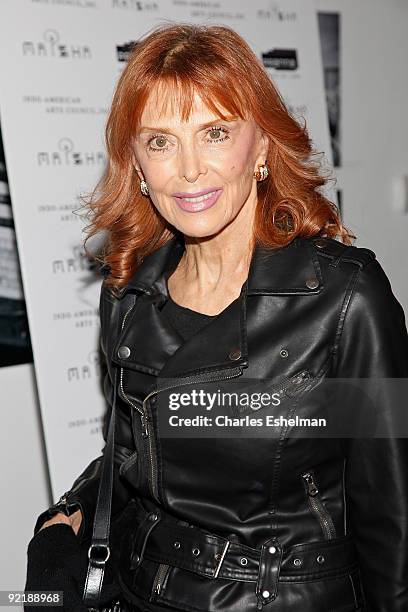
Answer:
[
  {"left": 172, "top": 187, "right": 220, "bottom": 198},
  {"left": 173, "top": 188, "right": 223, "bottom": 213}
]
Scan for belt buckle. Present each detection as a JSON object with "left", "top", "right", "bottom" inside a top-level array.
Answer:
[{"left": 213, "top": 539, "right": 230, "bottom": 578}]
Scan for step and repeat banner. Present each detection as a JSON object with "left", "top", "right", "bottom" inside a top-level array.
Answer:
[{"left": 0, "top": 0, "right": 332, "bottom": 499}]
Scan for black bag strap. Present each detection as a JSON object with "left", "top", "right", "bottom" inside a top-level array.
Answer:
[{"left": 82, "top": 290, "right": 135, "bottom": 608}]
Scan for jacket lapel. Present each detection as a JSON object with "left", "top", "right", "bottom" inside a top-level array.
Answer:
[{"left": 112, "top": 234, "right": 322, "bottom": 378}]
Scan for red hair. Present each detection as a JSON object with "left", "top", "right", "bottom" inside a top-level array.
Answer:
[{"left": 80, "top": 23, "right": 354, "bottom": 293}]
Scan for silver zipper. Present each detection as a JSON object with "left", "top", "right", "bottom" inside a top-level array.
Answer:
[
  {"left": 253, "top": 369, "right": 311, "bottom": 406},
  {"left": 151, "top": 562, "right": 170, "bottom": 597},
  {"left": 301, "top": 471, "right": 336, "bottom": 540},
  {"left": 278, "top": 369, "right": 311, "bottom": 396},
  {"left": 117, "top": 296, "right": 149, "bottom": 430},
  {"left": 54, "top": 492, "right": 73, "bottom": 512}
]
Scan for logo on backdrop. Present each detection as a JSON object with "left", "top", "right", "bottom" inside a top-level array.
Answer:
[
  {"left": 257, "top": 3, "right": 297, "bottom": 22},
  {"left": 37, "top": 138, "right": 105, "bottom": 166},
  {"left": 262, "top": 49, "right": 298, "bottom": 71},
  {"left": 22, "top": 29, "right": 92, "bottom": 58},
  {"left": 111, "top": 0, "right": 158, "bottom": 10},
  {"left": 67, "top": 350, "right": 101, "bottom": 382},
  {"left": 52, "top": 245, "right": 95, "bottom": 275},
  {"left": 116, "top": 41, "right": 137, "bottom": 62}
]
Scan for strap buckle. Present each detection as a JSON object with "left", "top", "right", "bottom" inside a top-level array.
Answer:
[
  {"left": 88, "top": 543, "right": 111, "bottom": 566},
  {"left": 213, "top": 539, "right": 230, "bottom": 578}
]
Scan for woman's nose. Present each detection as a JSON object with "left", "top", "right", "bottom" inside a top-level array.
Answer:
[{"left": 178, "top": 144, "right": 206, "bottom": 183}]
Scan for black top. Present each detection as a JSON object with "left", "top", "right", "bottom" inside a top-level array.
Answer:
[{"left": 161, "top": 293, "right": 216, "bottom": 341}]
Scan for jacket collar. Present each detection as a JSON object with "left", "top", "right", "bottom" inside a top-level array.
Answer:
[
  {"left": 116, "top": 233, "right": 323, "bottom": 299},
  {"left": 112, "top": 235, "right": 323, "bottom": 378}
]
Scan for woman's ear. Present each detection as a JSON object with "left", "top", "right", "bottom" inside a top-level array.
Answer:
[
  {"left": 259, "top": 130, "right": 270, "bottom": 161},
  {"left": 131, "top": 153, "right": 144, "bottom": 182}
]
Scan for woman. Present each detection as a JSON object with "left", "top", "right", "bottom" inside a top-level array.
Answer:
[{"left": 26, "top": 23, "right": 408, "bottom": 612}]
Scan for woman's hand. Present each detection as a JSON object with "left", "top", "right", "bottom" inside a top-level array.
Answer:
[
  {"left": 26, "top": 511, "right": 89, "bottom": 612},
  {"left": 39, "top": 508, "right": 82, "bottom": 536}
]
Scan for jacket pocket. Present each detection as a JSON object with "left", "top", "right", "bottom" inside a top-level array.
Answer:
[
  {"left": 231, "top": 369, "right": 313, "bottom": 418},
  {"left": 301, "top": 470, "right": 337, "bottom": 540}
]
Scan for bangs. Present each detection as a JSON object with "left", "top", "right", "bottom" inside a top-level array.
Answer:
[{"left": 134, "top": 73, "right": 250, "bottom": 129}]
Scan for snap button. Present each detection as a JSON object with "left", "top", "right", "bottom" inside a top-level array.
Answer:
[
  {"left": 305, "top": 277, "right": 319, "bottom": 289},
  {"left": 192, "top": 547, "right": 200, "bottom": 556},
  {"left": 316, "top": 555, "right": 325, "bottom": 564},
  {"left": 240, "top": 557, "right": 248, "bottom": 565},
  {"left": 262, "top": 590, "right": 270, "bottom": 599},
  {"left": 132, "top": 553, "right": 140, "bottom": 564},
  {"left": 149, "top": 513, "right": 158, "bottom": 521},
  {"left": 118, "top": 345, "right": 131, "bottom": 359},
  {"left": 293, "top": 558, "right": 302, "bottom": 566},
  {"left": 228, "top": 347, "right": 241, "bottom": 361},
  {"left": 173, "top": 541, "right": 181, "bottom": 549},
  {"left": 314, "top": 238, "right": 327, "bottom": 248},
  {"left": 280, "top": 348, "right": 289, "bottom": 358},
  {"left": 268, "top": 546, "right": 277, "bottom": 554}
]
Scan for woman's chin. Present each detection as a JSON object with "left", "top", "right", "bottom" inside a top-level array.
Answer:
[{"left": 171, "top": 214, "right": 228, "bottom": 239}]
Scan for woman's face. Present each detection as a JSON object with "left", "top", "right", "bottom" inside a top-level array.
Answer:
[{"left": 132, "top": 86, "right": 268, "bottom": 238}]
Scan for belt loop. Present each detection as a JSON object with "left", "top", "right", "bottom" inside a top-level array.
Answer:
[
  {"left": 130, "top": 509, "right": 162, "bottom": 570},
  {"left": 255, "top": 536, "right": 283, "bottom": 609}
]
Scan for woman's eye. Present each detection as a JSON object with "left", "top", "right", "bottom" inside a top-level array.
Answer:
[
  {"left": 147, "top": 135, "right": 169, "bottom": 152},
  {"left": 206, "top": 126, "right": 230, "bottom": 143}
]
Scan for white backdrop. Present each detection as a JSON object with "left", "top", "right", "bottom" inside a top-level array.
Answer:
[{"left": 0, "top": 0, "right": 331, "bottom": 500}]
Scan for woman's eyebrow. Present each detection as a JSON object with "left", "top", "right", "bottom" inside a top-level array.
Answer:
[{"left": 139, "top": 116, "right": 239, "bottom": 134}]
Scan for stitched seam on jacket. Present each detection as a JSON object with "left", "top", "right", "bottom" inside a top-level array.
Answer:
[
  {"left": 331, "top": 258, "right": 380, "bottom": 370},
  {"left": 280, "top": 564, "right": 359, "bottom": 583},
  {"left": 330, "top": 266, "right": 361, "bottom": 369},
  {"left": 267, "top": 394, "right": 301, "bottom": 521}
]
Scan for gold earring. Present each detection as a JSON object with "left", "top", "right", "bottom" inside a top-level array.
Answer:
[
  {"left": 254, "top": 163, "right": 269, "bottom": 182},
  {"left": 140, "top": 179, "right": 149, "bottom": 196}
]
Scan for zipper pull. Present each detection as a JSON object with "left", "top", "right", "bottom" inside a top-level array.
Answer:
[
  {"left": 302, "top": 472, "right": 319, "bottom": 496},
  {"left": 53, "top": 492, "right": 72, "bottom": 516},
  {"left": 55, "top": 491, "right": 71, "bottom": 507},
  {"left": 141, "top": 413, "right": 149, "bottom": 438}
]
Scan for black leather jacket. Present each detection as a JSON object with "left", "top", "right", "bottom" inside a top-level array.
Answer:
[{"left": 34, "top": 235, "right": 408, "bottom": 611}]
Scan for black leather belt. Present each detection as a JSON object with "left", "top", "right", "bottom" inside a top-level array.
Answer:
[{"left": 128, "top": 505, "right": 358, "bottom": 608}]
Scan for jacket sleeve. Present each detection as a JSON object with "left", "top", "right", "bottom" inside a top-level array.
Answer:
[
  {"left": 32, "top": 280, "right": 138, "bottom": 545},
  {"left": 333, "top": 257, "right": 408, "bottom": 611}
]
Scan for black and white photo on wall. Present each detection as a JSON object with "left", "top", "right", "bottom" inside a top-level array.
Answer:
[
  {"left": 0, "top": 122, "right": 33, "bottom": 367},
  {"left": 318, "top": 11, "right": 341, "bottom": 168}
]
